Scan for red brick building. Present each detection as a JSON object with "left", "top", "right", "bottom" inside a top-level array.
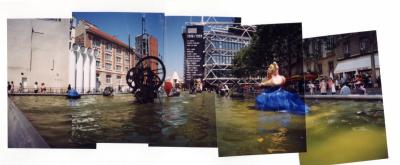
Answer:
[
  {"left": 135, "top": 34, "right": 159, "bottom": 74},
  {"left": 75, "top": 20, "right": 136, "bottom": 91}
]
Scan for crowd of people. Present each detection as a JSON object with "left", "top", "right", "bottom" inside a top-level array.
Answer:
[
  {"left": 306, "top": 73, "right": 380, "bottom": 95},
  {"left": 7, "top": 81, "right": 47, "bottom": 94}
]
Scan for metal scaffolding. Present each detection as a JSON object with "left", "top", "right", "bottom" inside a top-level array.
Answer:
[{"left": 187, "top": 17, "right": 259, "bottom": 86}]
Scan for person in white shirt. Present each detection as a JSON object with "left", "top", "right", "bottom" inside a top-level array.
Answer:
[
  {"left": 319, "top": 80, "right": 327, "bottom": 95},
  {"left": 34, "top": 81, "right": 39, "bottom": 93},
  {"left": 308, "top": 81, "right": 315, "bottom": 95}
]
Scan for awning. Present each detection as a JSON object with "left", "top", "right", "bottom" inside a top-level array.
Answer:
[{"left": 334, "top": 54, "right": 380, "bottom": 74}]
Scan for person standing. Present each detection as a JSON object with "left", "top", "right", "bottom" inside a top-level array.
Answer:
[
  {"left": 40, "top": 83, "right": 46, "bottom": 93},
  {"left": 7, "top": 81, "right": 11, "bottom": 94},
  {"left": 67, "top": 84, "right": 71, "bottom": 93},
  {"left": 308, "top": 81, "right": 315, "bottom": 95},
  {"left": 335, "top": 77, "right": 340, "bottom": 89},
  {"left": 10, "top": 81, "right": 15, "bottom": 93},
  {"left": 319, "top": 79, "right": 327, "bottom": 95},
  {"left": 328, "top": 78, "right": 336, "bottom": 95},
  {"left": 19, "top": 82, "right": 23, "bottom": 93},
  {"left": 34, "top": 82, "right": 39, "bottom": 93}
]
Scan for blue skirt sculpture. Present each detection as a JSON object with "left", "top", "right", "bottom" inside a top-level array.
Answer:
[
  {"left": 255, "top": 86, "right": 309, "bottom": 115},
  {"left": 67, "top": 89, "right": 81, "bottom": 99},
  {"left": 255, "top": 62, "right": 309, "bottom": 115}
]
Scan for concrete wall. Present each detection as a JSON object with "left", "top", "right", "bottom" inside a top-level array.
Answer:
[
  {"left": 8, "top": 98, "right": 49, "bottom": 148},
  {"left": 8, "top": 19, "right": 71, "bottom": 90}
]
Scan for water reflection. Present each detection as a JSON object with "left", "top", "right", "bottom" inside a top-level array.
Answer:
[
  {"left": 70, "top": 109, "right": 102, "bottom": 145},
  {"left": 299, "top": 100, "right": 387, "bottom": 165},
  {"left": 149, "top": 92, "right": 217, "bottom": 147},
  {"left": 256, "top": 112, "right": 293, "bottom": 153},
  {"left": 10, "top": 92, "right": 216, "bottom": 148},
  {"left": 216, "top": 96, "right": 306, "bottom": 156},
  {"left": 68, "top": 99, "right": 78, "bottom": 107}
]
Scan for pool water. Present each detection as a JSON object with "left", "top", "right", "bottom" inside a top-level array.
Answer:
[
  {"left": 149, "top": 92, "right": 216, "bottom": 147},
  {"left": 215, "top": 95, "right": 306, "bottom": 156},
  {"left": 10, "top": 92, "right": 216, "bottom": 148},
  {"left": 299, "top": 100, "right": 388, "bottom": 165}
]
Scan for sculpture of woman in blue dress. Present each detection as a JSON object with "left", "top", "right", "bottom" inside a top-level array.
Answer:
[{"left": 255, "top": 62, "right": 309, "bottom": 115}]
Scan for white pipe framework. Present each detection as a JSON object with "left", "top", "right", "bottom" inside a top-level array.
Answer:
[{"left": 191, "top": 18, "right": 260, "bottom": 85}]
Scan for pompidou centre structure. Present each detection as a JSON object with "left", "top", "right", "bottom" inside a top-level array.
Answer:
[{"left": 183, "top": 17, "right": 261, "bottom": 87}]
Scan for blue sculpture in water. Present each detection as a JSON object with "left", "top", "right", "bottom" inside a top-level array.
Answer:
[
  {"left": 256, "top": 86, "right": 309, "bottom": 115},
  {"left": 67, "top": 89, "right": 81, "bottom": 99},
  {"left": 255, "top": 62, "right": 309, "bottom": 115}
]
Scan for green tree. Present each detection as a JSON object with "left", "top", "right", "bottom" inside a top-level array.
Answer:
[{"left": 232, "top": 23, "right": 303, "bottom": 78}]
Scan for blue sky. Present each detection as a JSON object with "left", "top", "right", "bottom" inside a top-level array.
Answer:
[
  {"left": 73, "top": 12, "right": 165, "bottom": 57},
  {"left": 72, "top": 13, "right": 236, "bottom": 79}
]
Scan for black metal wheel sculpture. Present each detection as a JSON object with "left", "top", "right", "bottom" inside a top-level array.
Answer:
[{"left": 126, "top": 56, "right": 166, "bottom": 103}]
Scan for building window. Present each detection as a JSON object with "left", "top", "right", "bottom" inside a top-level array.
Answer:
[
  {"left": 106, "top": 75, "right": 112, "bottom": 84},
  {"left": 125, "top": 66, "right": 129, "bottom": 71},
  {"left": 360, "top": 38, "right": 369, "bottom": 52},
  {"left": 326, "top": 37, "right": 335, "bottom": 50},
  {"left": 314, "top": 41, "right": 322, "bottom": 56},
  {"left": 116, "top": 65, "right": 121, "bottom": 72},
  {"left": 96, "top": 73, "right": 100, "bottom": 80},
  {"left": 96, "top": 60, "right": 100, "bottom": 68},
  {"left": 343, "top": 41, "right": 350, "bottom": 57},
  {"left": 308, "top": 42, "right": 313, "bottom": 56},
  {"left": 116, "top": 47, "right": 122, "bottom": 54},
  {"left": 116, "top": 75, "right": 122, "bottom": 84},
  {"left": 105, "top": 53, "right": 112, "bottom": 61},
  {"left": 105, "top": 63, "right": 112, "bottom": 70},
  {"left": 328, "top": 61, "right": 334, "bottom": 74},
  {"left": 93, "top": 39, "right": 101, "bottom": 48},
  {"left": 116, "top": 57, "right": 122, "bottom": 63},
  {"left": 317, "top": 63, "right": 323, "bottom": 75},
  {"left": 106, "top": 43, "right": 112, "bottom": 51}
]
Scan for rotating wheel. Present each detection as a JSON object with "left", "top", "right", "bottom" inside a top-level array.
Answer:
[
  {"left": 126, "top": 67, "right": 144, "bottom": 91},
  {"left": 135, "top": 56, "right": 166, "bottom": 90}
]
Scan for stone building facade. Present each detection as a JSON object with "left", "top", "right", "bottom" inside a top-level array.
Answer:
[
  {"left": 303, "top": 31, "right": 380, "bottom": 86},
  {"left": 7, "top": 19, "right": 72, "bottom": 92},
  {"left": 75, "top": 20, "right": 136, "bottom": 92}
]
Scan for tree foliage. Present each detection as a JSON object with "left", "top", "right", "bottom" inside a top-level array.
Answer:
[{"left": 232, "top": 23, "right": 303, "bottom": 78}]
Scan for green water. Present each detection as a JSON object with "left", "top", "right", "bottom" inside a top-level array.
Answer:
[
  {"left": 216, "top": 96, "right": 306, "bottom": 156},
  {"left": 299, "top": 100, "right": 388, "bottom": 165},
  {"left": 10, "top": 92, "right": 216, "bottom": 148},
  {"left": 149, "top": 92, "right": 216, "bottom": 147},
  {"left": 215, "top": 96, "right": 387, "bottom": 161}
]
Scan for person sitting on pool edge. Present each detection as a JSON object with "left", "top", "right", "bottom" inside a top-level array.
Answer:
[
  {"left": 340, "top": 82, "right": 351, "bottom": 95},
  {"left": 255, "top": 62, "right": 309, "bottom": 115}
]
